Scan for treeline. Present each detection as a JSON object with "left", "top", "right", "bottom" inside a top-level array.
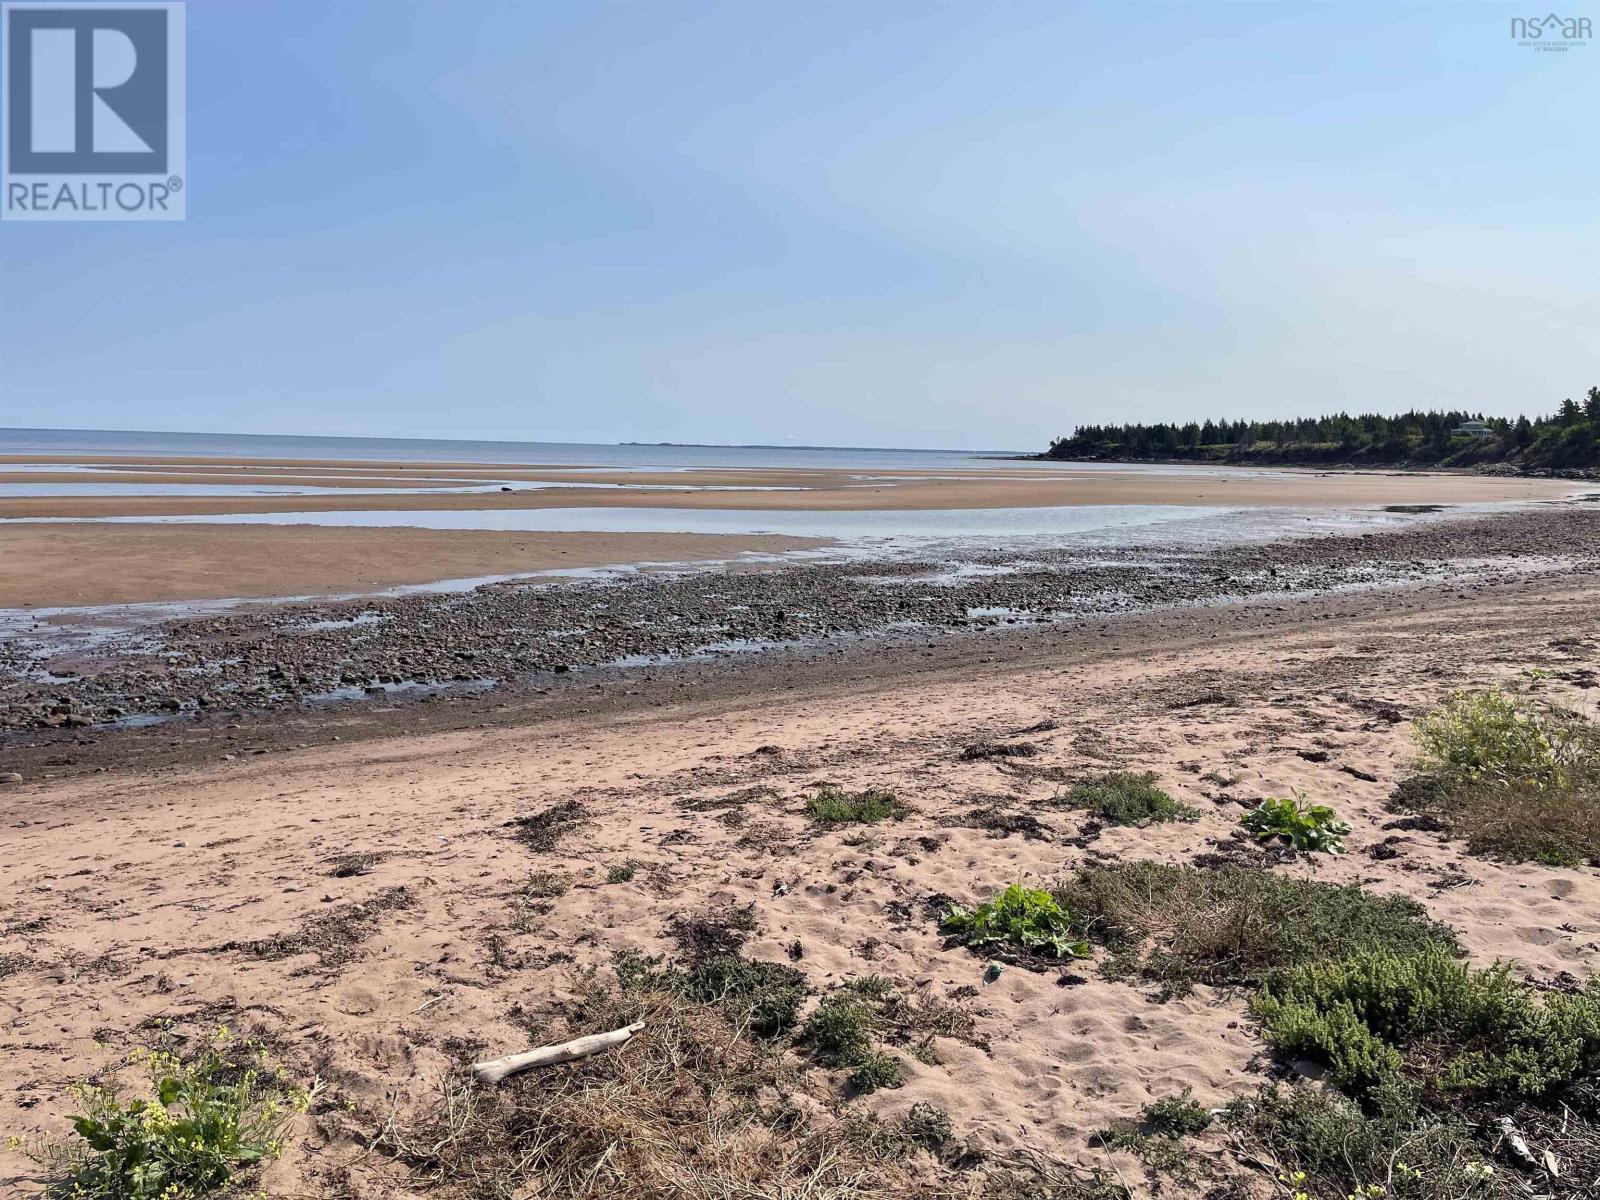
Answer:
[{"left": 1044, "top": 387, "right": 1600, "bottom": 471}]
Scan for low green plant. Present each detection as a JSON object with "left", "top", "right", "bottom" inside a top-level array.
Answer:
[
  {"left": 1094, "top": 1089, "right": 1212, "bottom": 1179},
  {"left": 902, "top": 1101, "right": 952, "bottom": 1149},
  {"left": 805, "top": 785, "right": 907, "bottom": 826},
  {"left": 1139, "top": 1088, "right": 1212, "bottom": 1137},
  {"left": 800, "top": 990, "right": 903, "bottom": 1092},
  {"left": 1252, "top": 946, "right": 1600, "bottom": 1105},
  {"left": 1224, "top": 1083, "right": 1509, "bottom": 1200},
  {"left": 1415, "top": 688, "right": 1598, "bottom": 791},
  {"left": 1054, "top": 863, "right": 1457, "bottom": 994},
  {"left": 523, "top": 870, "right": 568, "bottom": 899},
  {"left": 844, "top": 974, "right": 894, "bottom": 1000},
  {"left": 605, "top": 863, "right": 636, "bottom": 884},
  {"left": 28, "top": 1028, "right": 314, "bottom": 1200},
  {"left": 615, "top": 949, "right": 806, "bottom": 1036},
  {"left": 1065, "top": 772, "right": 1199, "bottom": 825},
  {"left": 804, "top": 993, "right": 875, "bottom": 1066},
  {"left": 941, "top": 884, "right": 1089, "bottom": 961},
  {"left": 1242, "top": 794, "right": 1351, "bottom": 854},
  {"left": 848, "top": 1051, "right": 902, "bottom": 1094},
  {"left": 1396, "top": 690, "right": 1600, "bottom": 867}
]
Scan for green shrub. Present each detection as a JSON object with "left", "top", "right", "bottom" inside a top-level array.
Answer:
[
  {"left": 1252, "top": 946, "right": 1600, "bottom": 1105},
  {"left": 844, "top": 974, "right": 893, "bottom": 999},
  {"left": 605, "top": 863, "right": 636, "bottom": 884},
  {"left": 805, "top": 785, "right": 907, "bottom": 826},
  {"left": 803, "top": 993, "right": 875, "bottom": 1066},
  {"left": 902, "top": 1101, "right": 952, "bottom": 1149},
  {"left": 1242, "top": 794, "right": 1351, "bottom": 854},
  {"left": 1415, "top": 689, "right": 1599, "bottom": 791},
  {"left": 941, "top": 884, "right": 1090, "bottom": 961},
  {"left": 1055, "top": 863, "right": 1457, "bottom": 994},
  {"left": 29, "top": 1029, "right": 312, "bottom": 1200},
  {"left": 801, "top": 989, "right": 905, "bottom": 1094},
  {"left": 1398, "top": 691, "right": 1600, "bottom": 867},
  {"left": 1393, "top": 773, "right": 1600, "bottom": 867},
  {"left": 1140, "top": 1088, "right": 1212, "bottom": 1137},
  {"left": 615, "top": 950, "right": 806, "bottom": 1036},
  {"left": 848, "top": 1052, "right": 902, "bottom": 1094},
  {"left": 1094, "top": 1088, "right": 1212, "bottom": 1178},
  {"left": 1224, "top": 1083, "right": 1507, "bottom": 1200},
  {"left": 1065, "top": 772, "right": 1199, "bottom": 825}
]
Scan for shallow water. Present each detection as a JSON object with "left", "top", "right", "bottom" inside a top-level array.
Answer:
[
  {"left": 0, "top": 481, "right": 506, "bottom": 497},
  {"left": 49, "top": 502, "right": 1242, "bottom": 540},
  {"left": 14, "top": 499, "right": 1498, "bottom": 552},
  {"left": 0, "top": 479, "right": 810, "bottom": 497}
]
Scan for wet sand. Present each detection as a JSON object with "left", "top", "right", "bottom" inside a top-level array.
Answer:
[
  {"left": 4, "top": 503, "right": 1597, "bottom": 735},
  {"left": 2, "top": 570, "right": 1596, "bottom": 1198},
  {"left": 0, "top": 453, "right": 1583, "bottom": 521},
  {"left": 0, "top": 523, "right": 824, "bottom": 609}
]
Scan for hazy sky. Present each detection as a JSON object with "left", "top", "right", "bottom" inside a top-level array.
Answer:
[{"left": 2, "top": 2, "right": 1596, "bottom": 449}]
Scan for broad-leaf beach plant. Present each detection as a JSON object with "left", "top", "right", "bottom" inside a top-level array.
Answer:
[
  {"left": 941, "top": 884, "right": 1089, "bottom": 960},
  {"left": 29, "top": 1027, "right": 315, "bottom": 1200},
  {"left": 1241, "top": 794, "right": 1350, "bottom": 854}
]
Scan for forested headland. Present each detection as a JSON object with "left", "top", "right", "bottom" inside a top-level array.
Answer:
[{"left": 1043, "top": 386, "right": 1600, "bottom": 472}]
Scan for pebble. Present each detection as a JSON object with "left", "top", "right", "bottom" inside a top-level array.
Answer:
[{"left": 3, "top": 506, "right": 1594, "bottom": 734}]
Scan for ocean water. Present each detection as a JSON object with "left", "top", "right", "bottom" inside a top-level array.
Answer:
[
  {"left": 0, "top": 426, "right": 1039, "bottom": 471},
  {"left": 1, "top": 425, "right": 1324, "bottom": 479}
]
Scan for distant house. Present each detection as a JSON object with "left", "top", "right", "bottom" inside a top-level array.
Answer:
[{"left": 1454, "top": 420, "right": 1493, "bottom": 439}]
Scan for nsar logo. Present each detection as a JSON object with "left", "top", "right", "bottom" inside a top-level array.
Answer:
[
  {"left": 1510, "top": 12, "right": 1592, "bottom": 51},
  {"left": 2, "top": 2, "right": 185, "bottom": 221}
]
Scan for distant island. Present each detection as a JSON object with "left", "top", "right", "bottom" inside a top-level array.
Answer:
[{"left": 1042, "top": 385, "right": 1600, "bottom": 473}]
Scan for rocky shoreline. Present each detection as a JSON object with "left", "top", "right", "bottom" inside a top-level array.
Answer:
[{"left": 3, "top": 504, "right": 1597, "bottom": 740}]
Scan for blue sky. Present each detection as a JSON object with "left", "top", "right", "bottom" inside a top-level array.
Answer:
[{"left": 2, "top": 1, "right": 1596, "bottom": 449}]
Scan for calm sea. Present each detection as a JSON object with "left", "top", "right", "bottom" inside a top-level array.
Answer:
[{"left": 0, "top": 426, "right": 1038, "bottom": 472}]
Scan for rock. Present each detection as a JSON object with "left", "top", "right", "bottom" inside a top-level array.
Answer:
[{"left": 0, "top": 772, "right": 22, "bottom": 784}]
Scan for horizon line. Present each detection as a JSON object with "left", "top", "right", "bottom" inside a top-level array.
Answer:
[{"left": 0, "top": 425, "right": 1026, "bottom": 457}]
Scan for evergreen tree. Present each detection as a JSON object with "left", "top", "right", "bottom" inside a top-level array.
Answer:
[{"left": 1042, "top": 386, "right": 1597, "bottom": 470}]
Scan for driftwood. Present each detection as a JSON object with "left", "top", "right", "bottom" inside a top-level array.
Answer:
[{"left": 471, "top": 1021, "right": 645, "bottom": 1084}]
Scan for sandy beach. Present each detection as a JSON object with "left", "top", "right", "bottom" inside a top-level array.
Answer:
[
  {"left": 0, "top": 524, "right": 823, "bottom": 608},
  {"left": 8, "top": 6, "right": 1598, "bottom": 1195},
  {"left": 3, "top": 447, "right": 1599, "bottom": 1199},
  {"left": 3, "top": 565, "right": 1597, "bottom": 1198}
]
